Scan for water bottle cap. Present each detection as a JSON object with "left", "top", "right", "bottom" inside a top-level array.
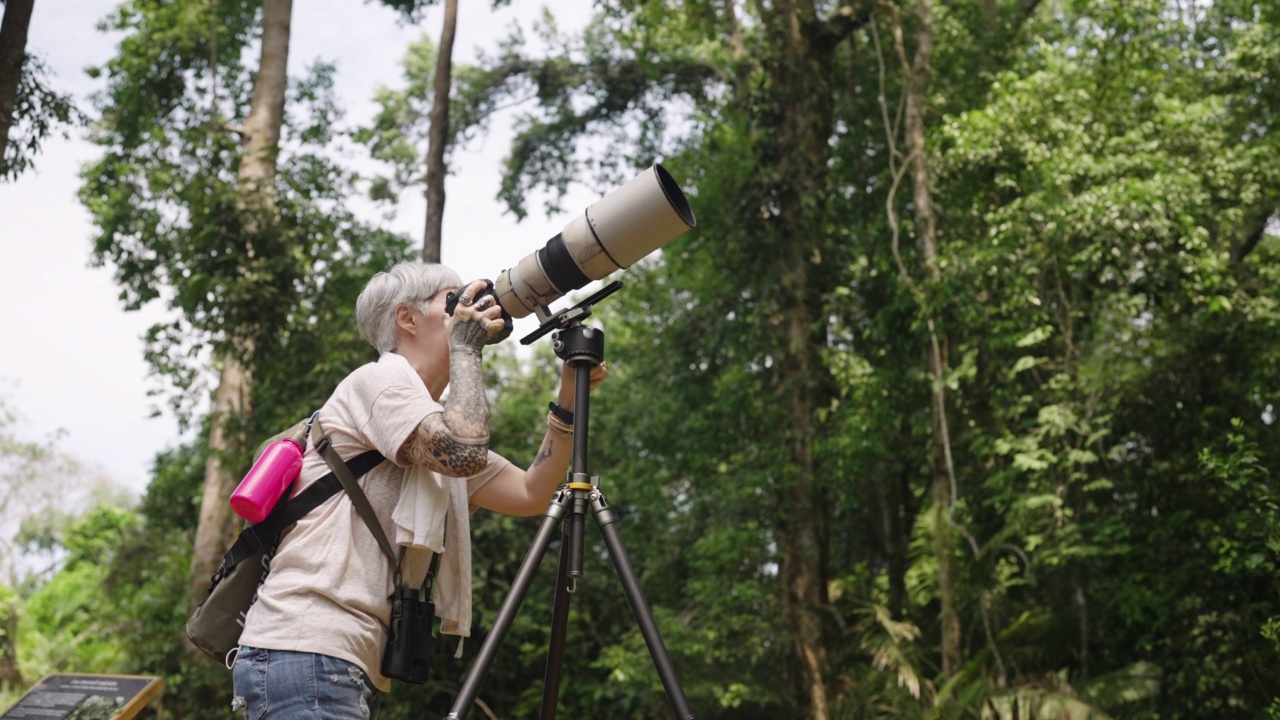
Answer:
[{"left": 287, "top": 422, "right": 310, "bottom": 447}]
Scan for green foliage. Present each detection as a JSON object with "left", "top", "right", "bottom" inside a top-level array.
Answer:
[
  {"left": 81, "top": 0, "right": 414, "bottom": 438},
  {"left": 12, "top": 0, "right": 1279, "bottom": 718},
  {"left": 0, "top": 397, "right": 134, "bottom": 588},
  {"left": 1, "top": 54, "right": 84, "bottom": 182},
  {"left": 1199, "top": 418, "right": 1278, "bottom": 576},
  {"left": 3, "top": 432, "right": 276, "bottom": 717},
  {"left": 933, "top": 1, "right": 1280, "bottom": 715},
  {"left": 352, "top": 33, "right": 449, "bottom": 202},
  {"left": 18, "top": 507, "right": 139, "bottom": 680}
]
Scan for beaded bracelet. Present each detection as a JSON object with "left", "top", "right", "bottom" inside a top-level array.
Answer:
[{"left": 547, "top": 412, "right": 574, "bottom": 435}]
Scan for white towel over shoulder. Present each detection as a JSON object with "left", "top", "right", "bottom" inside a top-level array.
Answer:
[{"left": 393, "top": 465, "right": 473, "bottom": 638}]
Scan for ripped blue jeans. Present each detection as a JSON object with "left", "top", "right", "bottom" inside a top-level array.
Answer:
[{"left": 231, "top": 646, "right": 381, "bottom": 720}]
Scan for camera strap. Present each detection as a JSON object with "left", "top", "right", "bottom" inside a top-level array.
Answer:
[
  {"left": 314, "top": 416, "right": 443, "bottom": 592},
  {"left": 422, "top": 548, "right": 441, "bottom": 593},
  {"left": 313, "top": 416, "right": 407, "bottom": 584}
]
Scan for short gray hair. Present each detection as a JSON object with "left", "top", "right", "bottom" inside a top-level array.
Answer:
[{"left": 356, "top": 261, "right": 463, "bottom": 354}]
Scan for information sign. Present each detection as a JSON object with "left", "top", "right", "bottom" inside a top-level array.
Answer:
[{"left": 1, "top": 674, "right": 163, "bottom": 720}]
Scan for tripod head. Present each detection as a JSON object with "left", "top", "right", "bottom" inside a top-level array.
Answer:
[{"left": 519, "top": 280, "right": 622, "bottom": 347}]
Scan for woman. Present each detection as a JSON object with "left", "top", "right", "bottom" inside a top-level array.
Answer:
[{"left": 232, "top": 261, "right": 606, "bottom": 719}]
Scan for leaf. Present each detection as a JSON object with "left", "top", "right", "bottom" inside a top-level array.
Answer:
[
  {"left": 1015, "top": 325, "right": 1055, "bottom": 348},
  {"left": 1012, "top": 355, "right": 1044, "bottom": 374}
]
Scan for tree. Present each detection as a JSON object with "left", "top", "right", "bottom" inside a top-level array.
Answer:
[
  {"left": 80, "top": 0, "right": 417, "bottom": 610},
  {"left": 0, "top": 0, "right": 79, "bottom": 181},
  {"left": 188, "top": 0, "right": 294, "bottom": 605},
  {"left": 355, "top": 32, "right": 472, "bottom": 254},
  {"left": 422, "top": 0, "right": 457, "bottom": 261},
  {"left": 878, "top": 0, "right": 967, "bottom": 678},
  {"left": 0, "top": 398, "right": 129, "bottom": 588},
  {"left": 932, "top": 0, "right": 1280, "bottom": 713},
  {"left": 0, "top": 394, "right": 134, "bottom": 698},
  {"left": 429, "top": 1, "right": 1270, "bottom": 716},
  {"left": 78, "top": 0, "right": 419, "bottom": 707},
  {"left": 0, "top": 585, "right": 19, "bottom": 689},
  {"left": 0, "top": 0, "right": 34, "bottom": 167},
  {"left": 20, "top": 507, "right": 140, "bottom": 675}
]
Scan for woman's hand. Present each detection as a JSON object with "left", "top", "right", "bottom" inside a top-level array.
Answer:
[
  {"left": 555, "top": 361, "right": 609, "bottom": 409},
  {"left": 446, "top": 279, "right": 506, "bottom": 351}
]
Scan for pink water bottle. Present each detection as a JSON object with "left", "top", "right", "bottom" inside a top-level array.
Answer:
[{"left": 229, "top": 425, "right": 308, "bottom": 523}]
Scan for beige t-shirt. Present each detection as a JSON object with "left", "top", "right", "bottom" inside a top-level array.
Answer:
[{"left": 240, "top": 352, "right": 508, "bottom": 691}]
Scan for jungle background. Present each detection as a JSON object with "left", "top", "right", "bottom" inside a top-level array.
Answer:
[{"left": 2, "top": 0, "right": 1279, "bottom": 717}]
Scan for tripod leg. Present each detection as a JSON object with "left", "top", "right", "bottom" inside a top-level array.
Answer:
[
  {"left": 539, "top": 522, "right": 574, "bottom": 719},
  {"left": 445, "top": 490, "right": 571, "bottom": 720},
  {"left": 590, "top": 491, "right": 696, "bottom": 720}
]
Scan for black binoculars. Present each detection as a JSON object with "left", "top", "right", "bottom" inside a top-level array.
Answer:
[{"left": 381, "top": 584, "right": 435, "bottom": 684}]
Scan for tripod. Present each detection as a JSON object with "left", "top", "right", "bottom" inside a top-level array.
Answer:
[{"left": 445, "top": 282, "right": 694, "bottom": 720}]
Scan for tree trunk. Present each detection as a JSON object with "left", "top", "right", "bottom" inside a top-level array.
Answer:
[
  {"left": 421, "top": 0, "right": 457, "bottom": 263},
  {"left": 880, "top": 463, "right": 910, "bottom": 618},
  {"left": 901, "top": 0, "right": 963, "bottom": 678},
  {"left": 237, "top": 0, "right": 292, "bottom": 201},
  {"left": 777, "top": 217, "right": 832, "bottom": 716},
  {"left": 189, "top": 357, "right": 253, "bottom": 601},
  {"left": 777, "top": 322, "right": 833, "bottom": 720},
  {"left": 189, "top": 0, "right": 293, "bottom": 605},
  {"left": 762, "top": 3, "right": 852, "bottom": 716},
  {"left": 0, "top": 0, "right": 35, "bottom": 171}
]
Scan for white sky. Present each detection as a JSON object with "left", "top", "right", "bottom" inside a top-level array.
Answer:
[{"left": 0, "top": 0, "right": 600, "bottom": 496}]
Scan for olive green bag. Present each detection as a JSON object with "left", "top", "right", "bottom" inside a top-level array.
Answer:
[{"left": 185, "top": 418, "right": 385, "bottom": 664}]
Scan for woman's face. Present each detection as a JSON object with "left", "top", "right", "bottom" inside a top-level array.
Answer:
[{"left": 420, "top": 288, "right": 453, "bottom": 370}]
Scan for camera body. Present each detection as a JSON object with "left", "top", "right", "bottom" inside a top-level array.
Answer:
[{"left": 381, "top": 585, "right": 435, "bottom": 684}]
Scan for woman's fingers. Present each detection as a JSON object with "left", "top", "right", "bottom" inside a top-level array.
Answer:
[
  {"left": 450, "top": 280, "right": 506, "bottom": 340},
  {"left": 586, "top": 362, "right": 608, "bottom": 391}
]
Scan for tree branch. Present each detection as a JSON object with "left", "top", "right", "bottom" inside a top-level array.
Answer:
[
  {"left": 1017, "top": 0, "right": 1044, "bottom": 23},
  {"left": 1233, "top": 209, "right": 1276, "bottom": 264}
]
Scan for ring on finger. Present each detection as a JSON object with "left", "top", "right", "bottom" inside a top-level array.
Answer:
[{"left": 458, "top": 294, "right": 473, "bottom": 306}]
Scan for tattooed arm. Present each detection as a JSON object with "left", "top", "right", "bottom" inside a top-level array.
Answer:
[
  {"left": 472, "top": 361, "right": 608, "bottom": 516},
  {"left": 396, "top": 288, "right": 502, "bottom": 477},
  {"left": 395, "top": 375, "right": 489, "bottom": 477}
]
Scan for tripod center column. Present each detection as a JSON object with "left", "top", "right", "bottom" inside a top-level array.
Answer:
[{"left": 551, "top": 324, "right": 604, "bottom": 481}]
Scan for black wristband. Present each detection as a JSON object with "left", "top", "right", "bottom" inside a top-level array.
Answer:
[{"left": 548, "top": 402, "right": 574, "bottom": 426}]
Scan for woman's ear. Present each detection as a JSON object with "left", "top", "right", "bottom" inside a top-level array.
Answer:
[{"left": 394, "top": 303, "right": 418, "bottom": 336}]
